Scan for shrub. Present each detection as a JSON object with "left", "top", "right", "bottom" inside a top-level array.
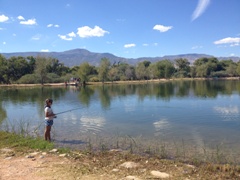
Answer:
[{"left": 17, "top": 74, "right": 39, "bottom": 84}]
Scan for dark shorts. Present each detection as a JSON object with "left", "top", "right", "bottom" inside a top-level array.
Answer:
[{"left": 45, "top": 120, "right": 53, "bottom": 126}]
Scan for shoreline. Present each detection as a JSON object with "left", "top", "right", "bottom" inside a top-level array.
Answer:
[
  {"left": 0, "top": 77, "right": 239, "bottom": 87},
  {"left": 1, "top": 131, "right": 240, "bottom": 179}
]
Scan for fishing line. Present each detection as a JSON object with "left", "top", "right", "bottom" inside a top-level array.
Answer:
[
  {"left": 55, "top": 106, "right": 84, "bottom": 115},
  {"left": 32, "top": 106, "right": 84, "bottom": 133}
]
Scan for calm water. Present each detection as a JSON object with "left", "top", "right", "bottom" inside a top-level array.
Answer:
[{"left": 1, "top": 80, "right": 240, "bottom": 161}]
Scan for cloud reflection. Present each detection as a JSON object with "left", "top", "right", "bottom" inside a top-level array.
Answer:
[
  {"left": 153, "top": 118, "right": 169, "bottom": 136},
  {"left": 80, "top": 116, "right": 106, "bottom": 133},
  {"left": 214, "top": 106, "right": 239, "bottom": 121}
]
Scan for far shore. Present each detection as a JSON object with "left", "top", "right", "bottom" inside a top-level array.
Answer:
[{"left": 0, "top": 77, "right": 239, "bottom": 87}]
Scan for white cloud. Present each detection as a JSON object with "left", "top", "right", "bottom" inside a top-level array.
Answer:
[
  {"left": 31, "top": 34, "right": 41, "bottom": 40},
  {"left": 153, "top": 24, "right": 172, "bottom": 32},
  {"left": 107, "top": 41, "right": 114, "bottom": 44},
  {"left": 77, "top": 26, "right": 109, "bottom": 38},
  {"left": 191, "top": 45, "right": 203, "bottom": 49},
  {"left": 41, "top": 49, "right": 49, "bottom": 52},
  {"left": 20, "top": 18, "right": 37, "bottom": 25},
  {"left": 58, "top": 32, "right": 76, "bottom": 41},
  {"left": 58, "top": 34, "right": 73, "bottom": 41},
  {"left": 0, "top": 14, "right": 9, "bottom": 22},
  {"left": 214, "top": 37, "right": 240, "bottom": 46},
  {"left": 17, "top": 15, "right": 25, "bottom": 20},
  {"left": 68, "top": 32, "right": 76, "bottom": 37},
  {"left": 143, "top": 43, "right": 149, "bottom": 46},
  {"left": 0, "top": 27, "right": 5, "bottom": 30},
  {"left": 47, "top": 24, "right": 59, "bottom": 28},
  {"left": 3, "top": 42, "right": 6, "bottom": 45},
  {"left": 124, "top": 43, "right": 136, "bottom": 48},
  {"left": 192, "top": 0, "right": 210, "bottom": 21}
]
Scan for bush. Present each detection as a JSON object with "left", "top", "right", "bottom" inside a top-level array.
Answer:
[
  {"left": 45, "top": 73, "right": 61, "bottom": 83},
  {"left": 211, "top": 71, "right": 229, "bottom": 78},
  {"left": 89, "top": 75, "right": 99, "bottom": 82},
  {"left": 17, "top": 74, "right": 39, "bottom": 84}
]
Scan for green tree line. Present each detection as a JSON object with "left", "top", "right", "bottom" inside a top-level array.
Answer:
[{"left": 0, "top": 54, "right": 240, "bottom": 84}]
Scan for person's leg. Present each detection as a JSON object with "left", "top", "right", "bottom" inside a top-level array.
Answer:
[
  {"left": 44, "top": 126, "right": 48, "bottom": 140},
  {"left": 45, "top": 126, "right": 51, "bottom": 141},
  {"left": 48, "top": 126, "right": 52, "bottom": 141}
]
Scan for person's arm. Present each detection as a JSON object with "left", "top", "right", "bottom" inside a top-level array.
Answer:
[
  {"left": 45, "top": 108, "right": 56, "bottom": 118},
  {"left": 45, "top": 111, "right": 56, "bottom": 117}
]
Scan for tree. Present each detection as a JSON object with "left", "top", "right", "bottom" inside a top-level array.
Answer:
[
  {"left": 125, "top": 65, "right": 135, "bottom": 80},
  {"left": 34, "top": 56, "right": 51, "bottom": 84},
  {"left": 98, "top": 58, "right": 110, "bottom": 82},
  {"left": 0, "top": 54, "right": 8, "bottom": 83},
  {"left": 226, "top": 63, "right": 237, "bottom": 76},
  {"left": 237, "top": 61, "right": 240, "bottom": 76},
  {"left": 108, "top": 67, "right": 120, "bottom": 81},
  {"left": 47, "top": 58, "right": 69, "bottom": 76},
  {"left": 194, "top": 57, "right": 219, "bottom": 77},
  {"left": 78, "top": 62, "right": 92, "bottom": 82},
  {"left": 153, "top": 60, "right": 175, "bottom": 79},
  {"left": 175, "top": 58, "right": 190, "bottom": 78},
  {"left": 135, "top": 61, "right": 150, "bottom": 80},
  {"left": 5, "top": 56, "right": 31, "bottom": 82}
]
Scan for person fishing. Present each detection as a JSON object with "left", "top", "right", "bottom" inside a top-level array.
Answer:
[{"left": 44, "top": 98, "right": 56, "bottom": 141}]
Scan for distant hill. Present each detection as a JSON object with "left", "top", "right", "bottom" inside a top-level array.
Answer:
[{"left": 1, "top": 49, "right": 240, "bottom": 67}]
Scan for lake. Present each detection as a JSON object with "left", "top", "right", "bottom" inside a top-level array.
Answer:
[{"left": 1, "top": 80, "right": 240, "bottom": 163}]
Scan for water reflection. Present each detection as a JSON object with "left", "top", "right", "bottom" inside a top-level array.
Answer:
[
  {"left": 153, "top": 118, "right": 170, "bottom": 136},
  {"left": 80, "top": 116, "right": 106, "bottom": 134},
  {"left": 0, "top": 80, "right": 240, "bottom": 163},
  {"left": 214, "top": 105, "right": 239, "bottom": 121}
]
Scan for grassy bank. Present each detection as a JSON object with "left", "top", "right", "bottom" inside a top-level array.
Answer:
[
  {"left": 1, "top": 130, "right": 240, "bottom": 179},
  {"left": 0, "top": 77, "right": 239, "bottom": 87}
]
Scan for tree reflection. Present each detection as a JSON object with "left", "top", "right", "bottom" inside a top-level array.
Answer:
[
  {"left": 0, "top": 104, "right": 7, "bottom": 124},
  {"left": 78, "top": 86, "right": 95, "bottom": 107}
]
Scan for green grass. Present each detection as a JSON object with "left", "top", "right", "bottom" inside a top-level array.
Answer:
[{"left": 0, "top": 131, "right": 54, "bottom": 152}]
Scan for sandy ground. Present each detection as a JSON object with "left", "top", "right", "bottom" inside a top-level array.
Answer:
[
  {"left": 0, "top": 150, "right": 74, "bottom": 180},
  {"left": 1, "top": 148, "right": 240, "bottom": 180}
]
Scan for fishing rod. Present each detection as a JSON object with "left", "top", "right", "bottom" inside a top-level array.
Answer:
[
  {"left": 55, "top": 107, "right": 84, "bottom": 115},
  {"left": 32, "top": 106, "right": 84, "bottom": 133}
]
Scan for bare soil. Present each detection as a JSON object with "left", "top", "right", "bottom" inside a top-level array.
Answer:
[{"left": 1, "top": 148, "right": 240, "bottom": 180}]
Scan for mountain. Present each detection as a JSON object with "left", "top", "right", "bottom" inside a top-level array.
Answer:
[{"left": 1, "top": 48, "right": 240, "bottom": 67}]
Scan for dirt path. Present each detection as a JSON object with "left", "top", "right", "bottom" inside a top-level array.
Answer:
[
  {"left": 0, "top": 150, "right": 74, "bottom": 180},
  {"left": 1, "top": 148, "right": 240, "bottom": 180}
]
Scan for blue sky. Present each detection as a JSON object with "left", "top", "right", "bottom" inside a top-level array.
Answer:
[{"left": 0, "top": 0, "right": 239, "bottom": 58}]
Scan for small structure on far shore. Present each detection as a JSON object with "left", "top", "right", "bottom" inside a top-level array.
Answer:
[{"left": 65, "top": 77, "right": 80, "bottom": 86}]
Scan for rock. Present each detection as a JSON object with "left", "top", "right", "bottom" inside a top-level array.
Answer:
[
  {"left": 0, "top": 148, "right": 13, "bottom": 153},
  {"left": 25, "top": 155, "right": 35, "bottom": 158},
  {"left": 49, "top": 149, "right": 58, "bottom": 153},
  {"left": 120, "top": 161, "right": 139, "bottom": 168},
  {"left": 4, "top": 157, "right": 12, "bottom": 160},
  {"left": 186, "top": 164, "right": 196, "bottom": 169},
  {"left": 151, "top": 171, "right": 171, "bottom": 178},
  {"left": 109, "top": 149, "right": 122, "bottom": 152},
  {"left": 112, "top": 168, "right": 119, "bottom": 172},
  {"left": 59, "top": 154, "right": 67, "bottom": 157},
  {"left": 125, "top": 175, "right": 141, "bottom": 180},
  {"left": 29, "top": 152, "right": 39, "bottom": 156}
]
